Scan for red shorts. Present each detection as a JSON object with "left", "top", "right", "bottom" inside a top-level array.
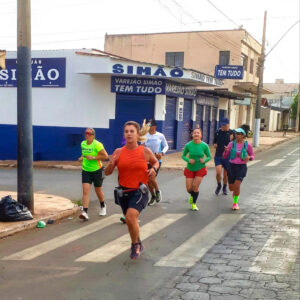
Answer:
[{"left": 184, "top": 167, "right": 207, "bottom": 178}]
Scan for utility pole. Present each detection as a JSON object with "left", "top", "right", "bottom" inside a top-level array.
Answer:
[
  {"left": 253, "top": 11, "right": 267, "bottom": 147},
  {"left": 296, "top": 83, "right": 300, "bottom": 132},
  {"left": 17, "top": 0, "right": 34, "bottom": 212}
]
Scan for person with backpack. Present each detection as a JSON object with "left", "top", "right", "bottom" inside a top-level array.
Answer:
[
  {"left": 213, "top": 118, "right": 234, "bottom": 195},
  {"left": 223, "top": 127, "right": 254, "bottom": 210}
]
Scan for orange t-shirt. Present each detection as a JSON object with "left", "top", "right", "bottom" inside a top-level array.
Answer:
[{"left": 117, "top": 145, "right": 148, "bottom": 188}]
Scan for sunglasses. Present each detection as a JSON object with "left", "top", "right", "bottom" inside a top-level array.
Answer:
[{"left": 85, "top": 132, "right": 94, "bottom": 136}]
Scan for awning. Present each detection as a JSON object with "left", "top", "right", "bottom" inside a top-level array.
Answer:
[
  {"left": 75, "top": 49, "right": 223, "bottom": 87},
  {"left": 197, "top": 88, "right": 247, "bottom": 100},
  {"left": 233, "top": 82, "right": 273, "bottom": 95},
  {"left": 269, "top": 106, "right": 290, "bottom": 112}
]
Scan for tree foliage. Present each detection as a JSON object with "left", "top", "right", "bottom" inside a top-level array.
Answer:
[{"left": 291, "top": 93, "right": 299, "bottom": 120}]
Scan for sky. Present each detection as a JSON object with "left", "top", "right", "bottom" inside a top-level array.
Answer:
[{"left": 0, "top": 0, "right": 299, "bottom": 83}]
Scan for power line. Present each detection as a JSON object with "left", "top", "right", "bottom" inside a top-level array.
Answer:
[
  {"left": 170, "top": 0, "right": 202, "bottom": 26},
  {"left": 155, "top": 0, "right": 222, "bottom": 52},
  {"left": 206, "top": 0, "right": 240, "bottom": 28},
  {"left": 266, "top": 20, "right": 300, "bottom": 57},
  {"left": 165, "top": 0, "right": 243, "bottom": 59}
]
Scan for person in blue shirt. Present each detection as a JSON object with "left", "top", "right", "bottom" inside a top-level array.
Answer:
[{"left": 144, "top": 119, "right": 169, "bottom": 205}]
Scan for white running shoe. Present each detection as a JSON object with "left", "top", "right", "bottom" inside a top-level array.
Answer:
[
  {"left": 99, "top": 204, "right": 107, "bottom": 216},
  {"left": 79, "top": 211, "right": 89, "bottom": 220}
]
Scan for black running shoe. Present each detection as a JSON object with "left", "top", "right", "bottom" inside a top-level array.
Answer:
[
  {"left": 222, "top": 186, "right": 228, "bottom": 195},
  {"left": 215, "top": 184, "right": 222, "bottom": 195}
]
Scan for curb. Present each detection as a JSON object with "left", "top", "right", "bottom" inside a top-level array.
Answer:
[
  {"left": 0, "top": 205, "right": 80, "bottom": 239},
  {"left": 0, "top": 135, "right": 298, "bottom": 171}
]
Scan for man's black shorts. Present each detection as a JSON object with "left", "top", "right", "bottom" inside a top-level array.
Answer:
[
  {"left": 227, "top": 163, "right": 247, "bottom": 184},
  {"left": 82, "top": 168, "right": 104, "bottom": 187}
]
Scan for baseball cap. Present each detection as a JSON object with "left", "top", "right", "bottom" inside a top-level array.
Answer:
[
  {"left": 150, "top": 119, "right": 157, "bottom": 126},
  {"left": 220, "top": 118, "right": 229, "bottom": 126},
  {"left": 235, "top": 128, "right": 246, "bottom": 135}
]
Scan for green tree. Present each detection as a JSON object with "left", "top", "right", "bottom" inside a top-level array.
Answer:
[{"left": 291, "top": 93, "right": 299, "bottom": 120}]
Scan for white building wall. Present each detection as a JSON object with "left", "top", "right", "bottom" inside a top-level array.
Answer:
[{"left": 1, "top": 50, "right": 115, "bottom": 128}]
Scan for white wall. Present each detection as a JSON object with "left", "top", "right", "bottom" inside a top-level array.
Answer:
[
  {"left": 1, "top": 50, "right": 115, "bottom": 128},
  {"left": 218, "top": 98, "right": 228, "bottom": 110},
  {"left": 229, "top": 104, "right": 239, "bottom": 129},
  {"left": 155, "top": 94, "right": 166, "bottom": 120},
  {"left": 269, "top": 110, "right": 280, "bottom": 131}
]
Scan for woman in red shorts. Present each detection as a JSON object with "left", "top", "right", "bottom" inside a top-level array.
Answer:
[
  {"left": 105, "top": 121, "right": 159, "bottom": 260},
  {"left": 182, "top": 127, "right": 212, "bottom": 211}
]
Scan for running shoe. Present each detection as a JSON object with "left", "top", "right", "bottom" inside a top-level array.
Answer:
[
  {"left": 99, "top": 204, "right": 107, "bottom": 216},
  {"left": 79, "top": 211, "right": 89, "bottom": 220},
  {"left": 148, "top": 194, "right": 156, "bottom": 206},
  {"left": 222, "top": 186, "right": 228, "bottom": 195},
  {"left": 139, "top": 241, "right": 144, "bottom": 253},
  {"left": 191, "top": 203, "right": 199, "bottom": 211},
  {"left": 189, "top": 196, "right": 193, "bottom": 204},
  {"left": 232, "top": 203, "right": 240, "bottom": 210},
  {"left": 156, "top": 190, "right": 162, "bottom": 203},
  {"left": 130, "top": 243, "right": 143, "bottom": 260},
  {"left": 215, "top": 184, "right": 222, "bottom": 195},
  {"left": 120, "top": 216, "right": 126, "bottom": 224}
]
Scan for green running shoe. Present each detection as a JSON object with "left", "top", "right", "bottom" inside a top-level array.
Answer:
[
  {"left": 148, "top": 194, "right": 156, "bottom": 206},
  {"left": 189, "top": 196, "right": 193, "bottom": 204},
  {"left": 191, "top": 203, "right": 199, "bottom": 211}
]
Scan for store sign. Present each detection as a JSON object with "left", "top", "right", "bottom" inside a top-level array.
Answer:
[
  {"left": 234, "top": 97, "right": 251, "bottom": 106},
  {"left": 112, "top": 63, "right": 184, "bottom": 78},
  {"left": 196, "top": 95, "right": 218, "bottom": 107},
  {"left": 111, "top": 76, "right": 165, "bottom": 94},
  {"left": 191, "top": 71, "right": 223, "bottom": 86},
  {"left": 111, "top": 63, "right": 223, "bottom": 87},
  {"left": 177, "top": 98, "right": 184, "bottom": 121},
  {"left": 166, "top": 82, "right": 197, "bottom": 99},
  {"left": 0, "top": 58, "right": 66, "bottom": 87},
  {"left": 215, "top": 65, "right": 244, "bottom": 80}
]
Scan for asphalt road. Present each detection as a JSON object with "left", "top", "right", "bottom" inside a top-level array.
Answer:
[{"left": 0, "top": 138, "right": 299, "bottom": 300}]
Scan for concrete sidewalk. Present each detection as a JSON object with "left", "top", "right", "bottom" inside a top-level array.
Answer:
[
  {"left": 0, "top": 131, "right": 298, "bottom": 171},
  {"left": 0, "top": 131, "right": 298, "bottom": 239},
  {"left": 0, "top": 192, "right": 79, "bottom": 239}
]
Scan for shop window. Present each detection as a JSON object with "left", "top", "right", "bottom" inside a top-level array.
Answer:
[
  {"left": 241, "top": 53, "right": 248, "bottom": 71},
  {"left": 165, "top": 52, "right": 184, "bottom": 67},
  {"left": 250, "top": 59, "right": 254, "bottom": 74},
  {"left": 219, "top": 51, "right": 230, "bottom": 65}
]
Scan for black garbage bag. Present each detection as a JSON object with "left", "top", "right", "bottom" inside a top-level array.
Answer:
[{"left": 0, "top": 195, "right": 33, "bottom": 222}]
